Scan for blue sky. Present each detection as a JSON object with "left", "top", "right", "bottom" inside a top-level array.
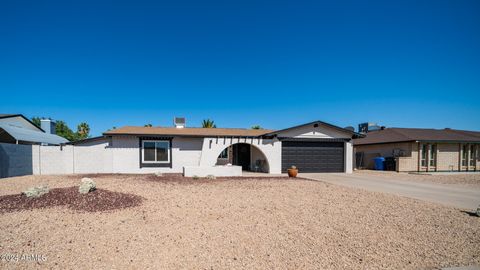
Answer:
[{"left": 1, "top": 0, "right": 479, "bottom": 136}]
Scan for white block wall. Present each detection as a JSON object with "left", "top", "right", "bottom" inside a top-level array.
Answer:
[{"left": 183, "top": 165, "right": 242, "bottom": 177}]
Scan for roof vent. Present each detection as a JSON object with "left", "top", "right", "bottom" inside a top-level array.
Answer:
[{"left": 174, "top": 117, "right": 186, "bottom": 128}]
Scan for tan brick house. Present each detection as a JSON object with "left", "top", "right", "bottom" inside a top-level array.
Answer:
[{"left": 353, "top": 128, "right": 480, "bottom": 172}]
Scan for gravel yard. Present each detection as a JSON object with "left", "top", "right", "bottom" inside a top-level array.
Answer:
[
  {"left": 0, "top": 174, "right": 479, "bottom": 269},
  {"left": 355, "top": 170, "right": 480, "bottom": 187}
]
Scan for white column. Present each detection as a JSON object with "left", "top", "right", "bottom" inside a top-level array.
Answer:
[{"left": 344, "top": 141, "right": 353, "bottom": 174}]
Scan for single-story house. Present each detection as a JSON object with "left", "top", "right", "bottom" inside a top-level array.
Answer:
[
  {"left": 353, "top": 127, "right": 480, "bottom": 172},
  {"left": 0, "top": 114, "right": 68, "bottom": 145},
  {"left": 71, "top": 120, "right": 362, "bottom": 176}
]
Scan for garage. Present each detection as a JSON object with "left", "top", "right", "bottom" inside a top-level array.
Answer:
[{"left": 281, "top": 141, "right": 345, "bottom": 172}]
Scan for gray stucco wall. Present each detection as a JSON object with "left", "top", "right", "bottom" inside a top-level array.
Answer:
[{"left": 0, "top": 143, "right": 33, "bottom": 178}]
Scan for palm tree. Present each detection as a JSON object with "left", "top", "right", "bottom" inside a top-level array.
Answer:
[
  {"left": 77, "top": 122, "right": 90, "bottom": 139},
  {"left": 144, "top": 124, "right": 152, "bottom": 127},
  {"left": 202, "top": 119, "right": 217, "bottom": 128}
]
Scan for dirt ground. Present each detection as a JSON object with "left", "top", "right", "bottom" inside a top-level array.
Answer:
[
  {"left": 355, "top": 170, "right": 480, "bottom": 187},
  {"left": 0, "top": 174, "right": 479, "bottom": 270}
]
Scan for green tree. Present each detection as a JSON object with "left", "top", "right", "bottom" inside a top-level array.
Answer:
[
  {"left": 251, "top": 125, "right": 262, "bottom": 129},
  {"left": 55, "top": 121, "right": 77, "bottom": 141},
  {"left": 76, "top": 122, "right": 90, "bottom": 139},
  {"left": 31, "top": 117, "right": 41, "bottom": 128},
  {"left": 144, "top": 124, "right": 152, "bottom": 127},
  {"left": 201, "top": 119, "right": 216, "bottom": 128},
  {"left": 31, "top": 117, "right": 91, "bottom": 141}
]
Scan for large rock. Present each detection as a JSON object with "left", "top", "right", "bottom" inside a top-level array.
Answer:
[
  {"left": 23, "top": 185, "right": 49, "bottom": 198},
  {"left": 79, "top": 178, "right": 96, "bottom": 194}
]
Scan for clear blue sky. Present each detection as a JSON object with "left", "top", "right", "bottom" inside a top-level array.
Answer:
[{"left": 1, "top": 0, "right": 479, "bottom": 136}]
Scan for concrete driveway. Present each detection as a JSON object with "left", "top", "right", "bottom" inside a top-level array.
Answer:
[{"left": 300, "top": 172, "right": 480, "bottom": 210}]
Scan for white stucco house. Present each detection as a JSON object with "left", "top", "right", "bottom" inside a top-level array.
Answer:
[{"left": 70, "top": 120, "right": 362, "bottom": 176}]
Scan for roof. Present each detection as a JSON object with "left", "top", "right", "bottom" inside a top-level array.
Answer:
[
  {"left": 103, "top": 126, "right": 274, "bottom": 137},
  {"left": 67, "top": 136, "right": 108, "bottom": 145},
  {"left": 354, "top": 128, "right": 480, "bottom": 145},
  {"left": 263, "top": 120, "right": 364, "bottom": 139},
  {"left": 0, "top": 123, "right": 68, "bottom": 145},
  {"left": 0, "top": 113, "right": 45, "bottom": 132}
]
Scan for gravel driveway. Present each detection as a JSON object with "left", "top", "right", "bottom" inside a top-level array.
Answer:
[{"left": 0, "top": 174, "right": 479, "bottom": 269}]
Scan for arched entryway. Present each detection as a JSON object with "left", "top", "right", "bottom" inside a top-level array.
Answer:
[{"left": 215, "top": 143, "right": 270, "bottom": 173}]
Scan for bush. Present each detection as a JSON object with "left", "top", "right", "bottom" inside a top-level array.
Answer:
[
  {"left": 206, "top": 174, "right": 216, "bottom": 180},
  {"left": 22, "top": 185, "right": 49, "bottom": 198},
  {"left": 192, "top": 175, "right": 199, "bottom": 180},
  {"left": 79, "top": 178, "right": 96, "bottom": 194}
]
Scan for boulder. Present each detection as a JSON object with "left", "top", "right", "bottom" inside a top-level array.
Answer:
[
  {"left": 79, "top": 178, "right": 96, "bottom": 194},
  {"left": 22, "top": 185, "right": 49, "bottom": 198}
]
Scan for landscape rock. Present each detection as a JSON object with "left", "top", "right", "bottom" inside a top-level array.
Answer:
[
  {"left": 79, "top": 178, "right": 96, "bottom": 194},
  {"left": 22, "top": 185, "right": 49, "bottom": 198}
]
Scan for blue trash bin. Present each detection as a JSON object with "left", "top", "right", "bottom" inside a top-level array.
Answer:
[{"left": 374, "top": 157, "right": 385, "bottom": 170}]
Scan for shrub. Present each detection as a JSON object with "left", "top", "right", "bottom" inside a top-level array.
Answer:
[
  {"left": 206, "top": 174, "right": 216, "bottom": 180},
  {"left": 22, "top": 185, "right": 49, "bottom": 198},
  {"left": 79, "top": 178, "right": 96, "bottom": 194},
  {"left": 192, "top": 175, "right": 199, "bottom": 180}
]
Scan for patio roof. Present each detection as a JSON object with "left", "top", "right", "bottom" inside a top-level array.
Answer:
[{"left": 0, "top": 123, "right": 68, "bottom": 145}]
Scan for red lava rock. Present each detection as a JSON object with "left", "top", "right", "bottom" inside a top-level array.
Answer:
[{"left": 0, "top": 187, "right": 143, "bottom": 213}]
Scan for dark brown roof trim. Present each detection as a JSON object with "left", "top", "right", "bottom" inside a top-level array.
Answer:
[
  {"left": 354, "top": 140, "right": 415, "bottom": 146},
  {"left": 68, "top": 136, "right": 107, "bottom": 145},
  {"left": 278, "top": 137, "right": 350, "bottom": 142},
  {"left": 104, "top": 133, "right": 267, "bottom": 138}
]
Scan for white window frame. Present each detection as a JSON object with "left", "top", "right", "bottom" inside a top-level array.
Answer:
[
  {"left": 462, "top": 144, "right": 468, "bottom": 167},
  {"left": 420, "top": 144, "right": 427, "bottom": 167},
  {"left": 429, "top": 144, "right": 436, "bottom": 167},
  {"left": 142, "top": 140, "right": 170, "bottom": 163},
  {"left": 470, "top": 145, "right": 476, "bottom": 166}
]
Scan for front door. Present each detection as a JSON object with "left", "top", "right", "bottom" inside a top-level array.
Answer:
[{"left": 233, "top": 143, "right": 251, "bottom": 170}]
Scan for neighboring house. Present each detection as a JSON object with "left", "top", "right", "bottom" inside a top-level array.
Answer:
[
  {"left": 0, "top": 114, "right": 68, "bottom": 145},
  {"left": 353, "top": 127, "right": 480, "bottom": 172},
  {"left": 71, "top": 120, "right": 362, "bottom": 175}
]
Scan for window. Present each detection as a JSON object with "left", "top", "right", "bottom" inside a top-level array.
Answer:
[
  {"left": 142, "top": 140, "right": 170, "bottom": 163},
  {"left": 421, "top": 144, "right": 427, "bottom": 167},
  {"left": 429, "top": 144, "right": 436, "bottom": 167},
  {"left": 462, "top": 144, "right": 468, "bottom": 167},
  {"left": 219, "top": 148, "right": 229, "bottom": 159},
  {"left": 470, "top": 145, "right": 476, "bottom": 166}
]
